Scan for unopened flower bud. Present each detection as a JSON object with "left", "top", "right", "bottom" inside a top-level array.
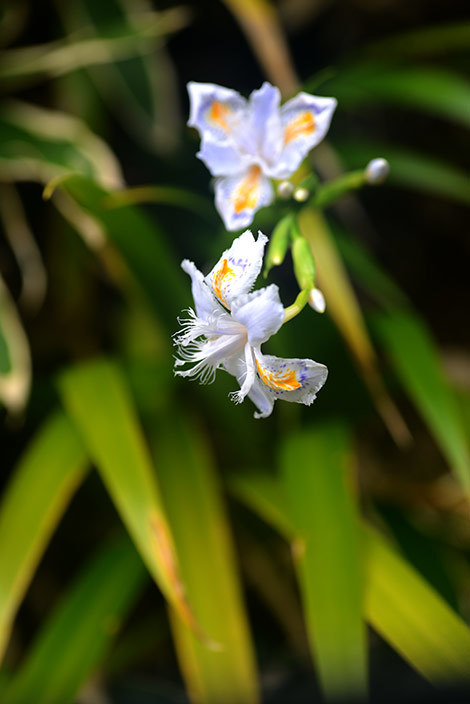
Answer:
[
  {"left": 365, "top": 158, "right": 390, "bottom": 185},
  {"left": 292, "top": 236, "right": 315, "bottom": 291},
  {"left": 264, "top": 214, "right": 293, "bottom": 277},
  {"left": 277, "top": 180, "right": 294, "bottom": 199},
  {"left": 308, "top": 287, "right": 326, "bottom": 313},
  {"left": 293, "top": 186, "right": 310, "bottom": 203}
]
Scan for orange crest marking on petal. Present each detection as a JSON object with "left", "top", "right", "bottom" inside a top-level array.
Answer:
[
  {"left": 232, "top": 165, "right": 261, "bottom": 214},
  {"left": 213, "top": 258, "right": 236, "bottom": 307},
  {"left": 256, "top": 359, "right": 302, "bottom": 391},
  {"left": 209, "top": 101, "right": 231, "bottom": 131},
  {"left": 284, "top": 111, "right": 315, "bottom": 145}
]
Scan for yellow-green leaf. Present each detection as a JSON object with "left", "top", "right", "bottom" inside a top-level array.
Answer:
[
  {"left": 0, "top": 276, "right": 31, "bottom": 414},
  {"left": 365, "top": 525, "right": 470, "bottom": 682},
  {"left": 373, "top": 308, "right": 470, "bottom": 494},
  {"left": 57, "top": 358, "right": 197, "bottom": 632},
  {"left": 280, "top": 424, "right": 367, "bottom": 700},
  {"left": 0, "top": 411, "right": 88, "bottom": 662},
  {"left": 155, "top": 414, "right": 259, "bottom": 704}
]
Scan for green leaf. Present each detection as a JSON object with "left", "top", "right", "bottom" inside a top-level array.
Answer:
[
  {"left": 0, "top": 276, "right": 31, "bottom": 413},
  {"left": 58, "top": 358, "right": 198, "bottom": 633},
  {"left": 0, "top": 101, "right": 123, "bottom": 188},
  {"left": 363, "top": 21, "right": 470, "bottom": 59},
  {"left": 230, "top": 470, "right": 470, "bottom": 685},
  {"left": 59, "top": 175, "right": 186, "bottom": 330},
  {"left": 372, "top": 308, "right": 470, "bottom": 494},
  {"left": 155, "top": 414, "right": 259, "bottom": 704},
  {"left": 335, "top": 140, "right": 470, "bottom": 206},
  {"left": 0, "top": 412, "right": 88, "bottom": 662},
  {"left": 280, "top": 423, "right": 367, "bottom": 700},
  {"left": 5, "top": 535, "right": 147, "bottom": 704},
  {"left": 318, "top": 65, "right": 470, "bottom": 128},
  {"left": 228, "top": 471, "right": 295, "bottom": 539},
  {"left": 365, "top": 525, "right": 470, "bottom": 682}
]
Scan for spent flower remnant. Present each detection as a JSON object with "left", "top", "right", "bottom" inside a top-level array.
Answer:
[
  {"left": 188, "top": 81, "right": 337, "bottom": 230},
  {"left": 174, "top": 231, "right": 328, "bottom": 418}
]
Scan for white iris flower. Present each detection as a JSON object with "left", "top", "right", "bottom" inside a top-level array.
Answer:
[
  {"left": 174, "top": 230, "right": 328, "bottom": 418},
  {"left": 187, "top": 81, "right": 337, "bottom": 231}
]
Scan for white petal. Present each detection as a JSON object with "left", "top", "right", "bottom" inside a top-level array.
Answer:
[
  {"left": 214, "top": 168, "right": 274, "bottom": 232},
  {"left": 231, "top": 284, "right": 284, "bottom": 347},
  {"left": 224, "top": 351, "right": 275, "bottom": 418},
  {"left": 246, "top": 82, "right": 283, "bottom": 165},
  {"left": 270, "top": 93, "right": 337, "bottom": 178},
  {"left": 253, "top": 348, "right": 328, "bottom": 406},
  {"left": 206, "top": 230, "right": 268, "bottom": 308},
  {"left": 196, "top": 139, "right": 250, "bottom": 176},
  {"left": 187, "top": 82, "right": 246, "bottom": 145},
  {"left": 181, "top": 259, "right": 220, "bottom": 321}
]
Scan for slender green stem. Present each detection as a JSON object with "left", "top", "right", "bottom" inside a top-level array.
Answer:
[{"left": 283, "top": 288, "right": 311, "bottom": 323}]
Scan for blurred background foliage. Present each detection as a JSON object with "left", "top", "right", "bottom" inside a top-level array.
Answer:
[{"left": 1, "top": 0, "right": 470, "bottom": 702}]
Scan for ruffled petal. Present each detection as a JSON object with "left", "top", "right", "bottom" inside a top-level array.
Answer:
[
  {"left": 181, "top": 259, "right": 221, "bottom": 321},
  {"left": 206, "top": 230, "right": 268, "bottom": 308},
  {"left": 187, "top": 82, "right": 246, "bottom": 146},
  {"left": 214, "top": 167, "right": 274, "bottom": 231},
  {"left": 231, "top": 284, "right": 284, "bottom": 347},
  {"left": 196, "top": 139, "right": 251, "bottom": 176},
  {"left": 270, "top": 93, "right": 337, "bottom": 178},
  {"left": 253, "top": 348, "right": 328, "bottom": 406},
  {"left": 246, "top": 82, "right": 283, "bottom": 165}
]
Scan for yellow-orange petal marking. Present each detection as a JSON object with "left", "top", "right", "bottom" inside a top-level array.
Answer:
[
  {"left": 256, "top": 358, "right": 302, "bottom": 391},
  {"left": 284, "top": 111, "right": 315, "bottom": 145},
  {"left": 232, "top": 165, "right": 261, "bottom": 215},
  {"left": 212, "top": 258, "right": 236, "bottom": 307},
  {"left": 209, "top": 101, "right": 231, "bottom": 131}
]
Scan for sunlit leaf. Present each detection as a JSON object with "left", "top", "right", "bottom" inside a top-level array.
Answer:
[
  {"left": 317, "top": 65, "right": 470, "bottom": 128},
  {"left": 5, "top": 535, "right": 147, "bottom": 704},
  {"left": 372, "top": 308, "right": 470, "bottom": 494},
  {"left": 0, "top": 276, "right": 31, "bottom": 413},
  {"left": 0, "top": 412, "right": 88, "bottom": 662},
  {"left": 280, "top": 423, "right": 367, "bottom": 700},
  {"left": 335, "top": 140, "right": 470, "bottom": 206},
  {"left": 365, "top": 524, "right": 470, "bottom": 682},
  {"left": 298, "top": 207, "right": 411, "bottom": 447},
  {"left": 58, "top": 358, "right": 198, "bottom": 632},
  {"left": 0, "top": 101, "right": 123, "bottom": 188},
  {"left": 155, "top": 414, "right": 259, "bottom": 704}
]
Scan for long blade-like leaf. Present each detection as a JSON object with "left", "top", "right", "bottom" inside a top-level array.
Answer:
[
  {"left": 0, "top": 412, "right": 88, "bottom": 662},
  {"left": 0, "top": 101, "right": 123, "bottom": 188},
  {"left": 372, "top": 308, "right": 470, "bottom": 494},
  {"left": 316, "top": 65, "right": 470, "bottom": 128},
  {"left": 280, "top": 424, "right": 367, "bottom": 700},
  {"left": 365, "top": 525, "right": 470, "bottom": 682},
  {"left": 58, "top": 358, "right": 197, "bottom": 632},
  {"left": 155, "top": 414, "right": 259, "bottom": 704},
  {"left": 298, "top": 207, "right": 410, "bottom": 446},
  {"left": 5, "top": 535, "right": 147, "bottom": 704},
  {"left": 230, "top": 470, "right": 470, "bottom": 684}
]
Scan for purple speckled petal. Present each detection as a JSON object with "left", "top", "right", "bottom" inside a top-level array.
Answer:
[{"left": 205, "top": 230, "right": 268, "bottom": 308}]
